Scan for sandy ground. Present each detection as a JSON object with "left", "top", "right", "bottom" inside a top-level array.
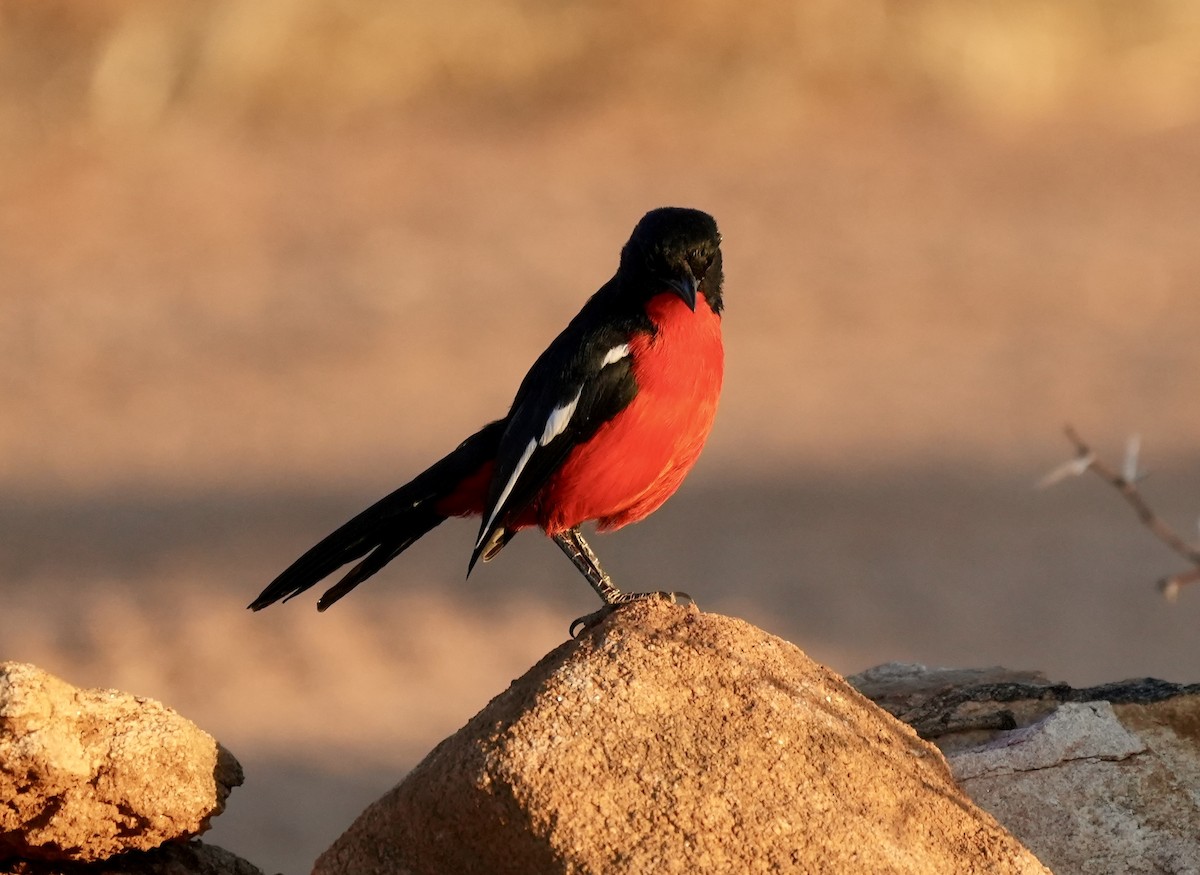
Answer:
[{"left": 3, "top": 107, "right": 1200, "bottom": 872}]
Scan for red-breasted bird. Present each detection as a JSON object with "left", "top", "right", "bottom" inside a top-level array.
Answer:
[{"left": 248, "top": 207, "right": 724, "bottom": 616}]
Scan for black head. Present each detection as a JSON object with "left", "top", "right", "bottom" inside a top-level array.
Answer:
[{"left": 619, "top": 207, "right": 724, "bottom": 314}]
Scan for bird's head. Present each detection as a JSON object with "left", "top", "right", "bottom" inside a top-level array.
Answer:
[{"left": 620, "top": 207, "right": 724, "bottom": 314}]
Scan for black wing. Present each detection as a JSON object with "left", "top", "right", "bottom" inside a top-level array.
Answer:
[{"left": 468, "top": 284, "right": 650, "bottom": 571}]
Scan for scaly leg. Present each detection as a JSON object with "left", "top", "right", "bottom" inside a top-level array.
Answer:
[
  {"left": 552, "top": 527, "right": 624, "bottom": 604},
  {"left": 552, "top": 527, "right": 693, "bottom": 637}
]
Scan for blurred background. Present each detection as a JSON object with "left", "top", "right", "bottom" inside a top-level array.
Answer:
[{"left": 4, "top": 1, "right": 1200, "bottom": 871}]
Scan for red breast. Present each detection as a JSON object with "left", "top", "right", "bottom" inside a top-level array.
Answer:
[{"left": 535, "top": 290, "right": 724, "bottom": 535}]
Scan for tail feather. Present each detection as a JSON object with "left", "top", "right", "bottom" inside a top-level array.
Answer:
[
  {"left": 313, "top": 517, "right": 439, "bottom": 611},
  {"left": 248, "top": 420, "right": 504, "bottom": 611}
]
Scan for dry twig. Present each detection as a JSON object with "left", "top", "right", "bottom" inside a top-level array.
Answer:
[{"left": 1041, "top": 425, "right": 1200, "bottom": 600}]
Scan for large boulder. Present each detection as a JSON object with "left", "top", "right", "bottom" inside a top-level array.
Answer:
[
  {"left": 315, "top": 601, "right": 1048, "bottom": 875},
  {"left": 0, "top": 663, "right": 243, "bottom": 864}
]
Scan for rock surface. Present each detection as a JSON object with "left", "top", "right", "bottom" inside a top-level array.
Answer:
[
  {"left": 852, "top": 663, "right": 1200, "bottom": 875},
  {"left": 0, "top": 663, "right": 243, "bottom": 863},
  {"left": 315, "top": 601, "right": 1048, "bottom": 875},
  {"left": 0, "top": 841, "right": 265, "bottom": 875}
]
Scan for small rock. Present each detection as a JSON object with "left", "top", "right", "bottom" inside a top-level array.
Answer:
[
  {"left": 0, "top": 663, "right": 243, "bottom": 863},
  {"left": 0, "top": 840, "right": 265, "bottom": 875},
  {"left": 949, "top": 702, "right": 1145, "bottom": 781},
  {"left": 848, "top": 663, "right": 1063, "bottom": 749}
]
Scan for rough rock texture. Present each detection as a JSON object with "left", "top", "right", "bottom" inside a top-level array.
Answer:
[
  {"left": 0, "top": 663, "right": 243, "bottom": 863},
  {"left": 852, "top": 663, "right": 1200, "bottom": 875},
  {"left": 850, "top": 662, "right": 1200, "bottom": 750},
  {"left": 0, "top": 841, "right": 264, "bottom": 875},
  {"left": 849, "top": 663, "right": 1058, "bottom": 749},
  {"left": 315, "top": 601, "right": 1048, "bottom": 875}
]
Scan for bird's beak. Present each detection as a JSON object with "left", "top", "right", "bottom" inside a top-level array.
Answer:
[{"left": 665, "top": 273, "right": 698, "bottom": 311}]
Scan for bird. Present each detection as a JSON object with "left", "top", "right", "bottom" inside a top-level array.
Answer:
[{"left": 248, "top": 207, "right": 724, "bottom": 617}]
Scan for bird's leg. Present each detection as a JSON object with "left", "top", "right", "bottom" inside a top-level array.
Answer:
[
  {"left": 553, "top": 527, "right": 695, "bottom": 637},
  {"left": 552, "top": 527, "right": 625, "bottom": 604}
]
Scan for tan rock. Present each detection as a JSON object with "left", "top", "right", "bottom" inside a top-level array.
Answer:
[
  {"left": 0, "top": 663, "right": 243, "bottom": 863},
  {"left": 315, "top": 601, "right": 1048, "bottom": 875}
]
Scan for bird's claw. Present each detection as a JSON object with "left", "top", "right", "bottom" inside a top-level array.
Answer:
[
  {"left": 569, "top": 607, "right": 611, "bottom": 638},
  {"left": 568, "top": 590, "right": 697, "bottom": 638}
]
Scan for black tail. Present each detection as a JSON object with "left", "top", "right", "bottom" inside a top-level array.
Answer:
[{"left": 249, "top": 420, "right": 504, "bottom": 612}]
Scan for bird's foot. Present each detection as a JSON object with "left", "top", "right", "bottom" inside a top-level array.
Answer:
[
  {"left": 612, "top": 589, "right": 694, "bottom": 606},
  {"left": 568, "top": 590, "right": 696, "bottom": 638}
]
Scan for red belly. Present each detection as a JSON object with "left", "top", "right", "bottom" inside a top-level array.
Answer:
[{"left": 534, "top": 291, "right": 724, "bottom": 534}]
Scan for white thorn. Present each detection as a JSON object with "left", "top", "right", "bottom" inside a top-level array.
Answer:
[
  {"left": 1036, "top": 453, "right": 1094, "bottom": 489},
  {"left": 1159, "top": 577, "right": 1181, "bottom": 603},
  {"left": 1122, "top": 434, "right": 1141, "bottom": 483}
]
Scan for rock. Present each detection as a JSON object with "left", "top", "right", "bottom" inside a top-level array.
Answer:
[
  {"left": 0, "top": 840, "right": 265, "bottom": 875},
  {"left": 0, "top": 663, "right": 243, "bottom": 864},
  {"left": 851, "top": 663, "right": 1200, "bottom": 875},
  {"left": 952, "top": 700, "right": 1200, "bottom": 875},
  {"left": 949, "top": 701, "right": 1146, "bottom": 781},
  {"left": 849, "top": 663, "right": 1066, "bottom": 751},
  {"left": 315, "top": 601, "right": 1048, "bottom": 875}
]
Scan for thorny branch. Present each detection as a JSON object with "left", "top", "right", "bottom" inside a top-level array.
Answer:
[{"left": 1040, "top": 425, "right": 1200, "bottom": 600}]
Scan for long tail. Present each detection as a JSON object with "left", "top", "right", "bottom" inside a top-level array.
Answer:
[{"left": 249, "top": 420, "right": 504, "bottom": 612}]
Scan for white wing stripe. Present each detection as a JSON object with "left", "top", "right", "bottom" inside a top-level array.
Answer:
[
  {"left": 478, "top": 361, "right": 606, "bottom": 546},
  {"left": 477, "top": 438, "right": 536, "bottom": 547},
  {"left": 600, "top": 343, "right": 630, "bottom": 368},
  {"left": 540, "top": 388, "right": 583, "bottom": 446}
]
